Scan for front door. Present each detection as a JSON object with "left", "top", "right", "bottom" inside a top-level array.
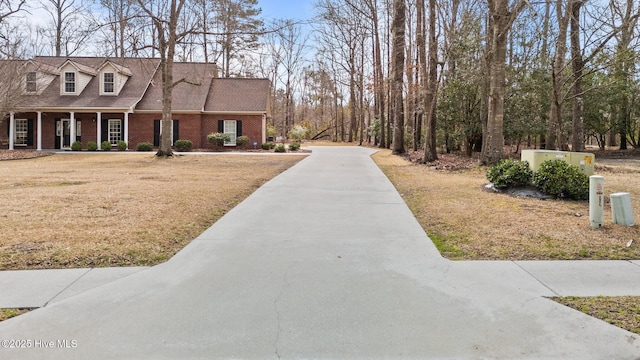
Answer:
[
  {"left": 57, "top": 119, "right": 71, "bottom": 149},
  {"left": 55, "top": 119, "right": 82, "bottom": 149}
]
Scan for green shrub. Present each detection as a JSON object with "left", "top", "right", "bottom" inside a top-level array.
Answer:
[
  {"left": 260, "top": 142, "right": 272, "bottom": 150},
  {"left": 236, "top": 135, "right": 250, "bottom": 148},
  {"left": 174, "top": 139, "right": 193, "bottom": 152},
  {"left": 136, "top": 142, "right": 153, "bottom": 151},
  {"left": 532, "top": 159, "right": 589, "bottom": 200},
  {"left": 101, "top": 141, "right": 112, "bottom": 151},
  {"left": 207, "top": 132, "right": 230, "bottom": 147},
  {"left": 274, "top": 144, "right": 286, "bottom": 153},
  {"left": 117, "top": 140, "right": 127, "bottom": 151},
  {"left": 71, "top": 141, "right": 82, "bottom": 151},
  {"left": 288, "top": 142, "right": 300, "bottom": 151},
  {"left": 87, "top": 141, "right": 98, "bottom": 151},
  {"left": 486, "top": 159, "right": 533, "bottom": 189}
]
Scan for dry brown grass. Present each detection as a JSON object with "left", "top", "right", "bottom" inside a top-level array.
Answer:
[
  {"left": 373, "top": 149, "right": 640, "bottom": 260},
  {"left": 0, "top": 308, "right": 32, "bottom": 322},
  {"left": 553, "top": 296, "right": 640, "bottom": 334},
  {"left": 0, "top": 153, "right": 304, "bottom": 270},
  {"left": 373, "top": 149, "right": 640, "bottom": 334}
]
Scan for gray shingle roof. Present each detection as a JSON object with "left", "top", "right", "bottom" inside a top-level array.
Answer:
[
  {"left": 13, "top": 57, "right": 269, "bottom": 114},
  {"left": 205, "top": 78, "right": 271, "bottom": 112},
  {"left": 22, "top": 57, "right": 160, "bottom": 110}
]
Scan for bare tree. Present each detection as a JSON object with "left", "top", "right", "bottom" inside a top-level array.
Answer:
[
  {"left": 0, "top": 0, "right": 25, "bottom": 24},
  {"left": 97, "top": 0, "right": 136, "bottom": 58},
  {"left": 316, "top": 0, "right": 369, "bottom": 142},
  {"left": 610, "top": 0, "right": 640, "bottom": 149},
  {"left": 342, "top": 0, "right": 387, "bottom": 147},
  {"left": 271, "top": 20, "right": 308, "bottom": 138},
  {"left": 0, "top": 0, "right": 28, "bottom": 126},
  {"left": 39, "top": 0, "right": 93, "bottom": 56},
  {"left": 136, "top": 0, "right": 197, "bottom": 156}
]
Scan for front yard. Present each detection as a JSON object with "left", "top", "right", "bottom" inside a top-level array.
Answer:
[
  {"left": 372, "top": 149, "right": 640, "bottom": 335},
  {"left": 0, "top": 153, "right": 305, "bottom": 270}
]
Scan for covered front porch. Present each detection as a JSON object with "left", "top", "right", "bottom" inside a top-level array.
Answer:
[{"left": 5, "top": 110, "right": 131, "bottom": 151}]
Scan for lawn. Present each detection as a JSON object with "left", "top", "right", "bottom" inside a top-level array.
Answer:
[
  {"left": 0, "top": 153, "right": 305, "bottom": 270},
  {"left": 372, "top": 148, "right": 640, "bottom": 335},
  {"left": 372, "top": 149, "right": 640, "bottom": 261}
]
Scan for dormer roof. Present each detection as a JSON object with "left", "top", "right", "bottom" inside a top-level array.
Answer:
[
  {"left": 60, "top": 59, "right": 98, "bottom": 76},
  {"left": 98, "top": 60, "right": 133, "bottom": 77},
  {"left": 22, "top": 60, "right": 58, "bottom": 76}
]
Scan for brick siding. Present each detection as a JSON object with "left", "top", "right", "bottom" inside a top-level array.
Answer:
[{"left": 3, "top": 112, "right": 264, "bottom": 150}]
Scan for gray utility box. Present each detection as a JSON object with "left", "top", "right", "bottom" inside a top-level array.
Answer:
[{"left": 611, "top": 192, "right": 635, "bottom": 226}]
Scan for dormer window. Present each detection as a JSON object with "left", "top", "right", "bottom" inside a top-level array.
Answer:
[
  {"left": 64, "top": 72, "right": 76, "bottom": 93},
  {"left": 26, "top": 72, "right": 37, "bottom": 92},
  {"left": 103, "top": 72, "right": 114, "bottom": 93}
]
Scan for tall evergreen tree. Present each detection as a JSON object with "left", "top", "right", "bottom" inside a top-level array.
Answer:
[{"left": 212, "top": 0, "right": 263, "bottom": 77}]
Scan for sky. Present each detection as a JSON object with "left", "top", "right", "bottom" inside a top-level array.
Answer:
[{"left": 258, "top": 0, "right": 315, "bottom": 22}]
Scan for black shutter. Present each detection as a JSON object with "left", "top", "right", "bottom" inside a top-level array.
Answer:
[
  {"left": 76, "top": 120, "right": 81, "bottom": 143},
  {"left": 55, "top": 118, "right": 61, "bottom": 149},
  {"left": 101, "top": 118, "right": 108, "bottom": 144},
  {"left": 236, "top": 120, "right": 242, "bottom": 137},
  {"left": 153, "top": 120, "right": 160, "bottom": 146},
  {"left": 173, "top": 120, "right": 179, "bottom": 143},
  {"left": 27, "top": 119, "right": 33, "bottom": 146},
  {"left": 120, "top": 119, "right": 124, "bottom": 141},
  {"left": 218, "top": 120, "right": 224, "bottom": 133}
]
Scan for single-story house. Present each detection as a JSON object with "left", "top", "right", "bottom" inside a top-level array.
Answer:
[{"left": 1, "top": 56, "right": 270, "bottom": 150}]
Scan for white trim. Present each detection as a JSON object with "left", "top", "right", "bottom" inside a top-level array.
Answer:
[
  {"left": 124, "top": 112, "right": 129, "bottom": 149},
  {"left": 70, "top": 112, "right": 76, "bottom": 146},
  {"left": 13, "top": 118, "right": 28, "bottom": 146},
  {"left": 101, "top": 72, "right": 115, "bottom": 95},
  {"left": 37, "top": 112, "right": 42, "bottom": 151},
  {"left": 223, "top": 120, "right": 237, "bottom": 146},
  {"left": 63, "top": 71, "right": 76, "bottom": 94},
  {"left": 262, "top": 113, "right": 267, "bottom": 144},
  {"left": 8, "top": 112, "right": 14, "bottom": 150},
  {"left": 108, "top": 119, "right": 121, "bottom": 145},
  {"left": 25, "top": 71, "right": 37, "bottom": 93},
  {"left": 96, "top": 112, "right": 102, "bottom": 150}
]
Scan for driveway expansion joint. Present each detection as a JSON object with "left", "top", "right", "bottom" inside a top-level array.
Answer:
[
  {"left": 512, "top": 261, "right": 560, "bottom": 297},
  {"left": 44, "top": 268, "right": 93, "bottom": 307}
]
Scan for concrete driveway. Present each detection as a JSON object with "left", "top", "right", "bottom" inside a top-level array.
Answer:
[{"left": 0, "top": 146, "right": 638, "bottom": 359}]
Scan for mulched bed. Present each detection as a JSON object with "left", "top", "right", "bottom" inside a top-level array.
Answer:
[
  {"left": 402, "top": 149, "right": 481, "bottom": 171},
  {"left": 0, "top": 150, "right": 52, "bottom": 161}
]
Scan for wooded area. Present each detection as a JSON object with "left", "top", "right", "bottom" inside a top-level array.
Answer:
[{"left": 1, "top": 0, "right": 639, "bottom": 163}]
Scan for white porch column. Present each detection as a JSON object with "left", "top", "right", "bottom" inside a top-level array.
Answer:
[
  {"left": 37, "top": 112, "right": 42, "bottom": 151},
  {"left": 262, "top": 113, "right": 267, "bottom": 144},
  {"left": 69, "top": 112, "right": 76, "bottom": 148},
  {"left": 124, "top": 112, "right": 129, "bottom": 149},
  {"left": 8, "top": 112, "right": 15, "bottom": 150},
  {"left": 96, "top": 112, "right": 102, "bottom": 150}
]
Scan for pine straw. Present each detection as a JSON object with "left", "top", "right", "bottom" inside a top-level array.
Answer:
[
  {"left": 373, "top": 150, "right": 640, "bottom": 260},
  {"left": 0, "top": 154, "right": 304, "bottom": 270}
]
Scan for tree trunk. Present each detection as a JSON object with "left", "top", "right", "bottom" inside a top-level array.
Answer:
[
  {"left": 547, "top": 0, "right": 571, "bottom": 150},
  {"left": 570, "top": 0, "right": 584, "bottom": 151},
  {"left": 481, "top": 0, "right": 526, "bottom": 164},
  {"left": 371, "top": 1, "right": 386, "bottom": 149},
  {"left": 391, "top": 0, "right": 406, "bottom": 154},
  {"left": 423, "top": 0, "right": 438, "bottom": 162}
]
